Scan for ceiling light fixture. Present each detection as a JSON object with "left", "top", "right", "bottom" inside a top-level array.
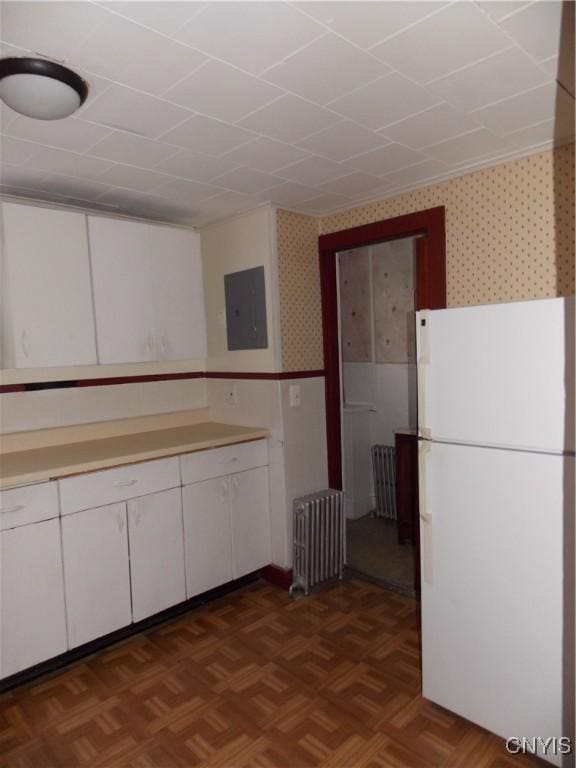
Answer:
[{"left": 0, "top": 57, "right": 88, "bottom": 120}]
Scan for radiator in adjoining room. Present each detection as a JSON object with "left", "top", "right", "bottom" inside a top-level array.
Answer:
[{"left": 371, "top": 445, "right": 397, "bottom": 520}]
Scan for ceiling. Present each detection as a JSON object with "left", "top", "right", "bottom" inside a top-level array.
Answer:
[{"left": 0, "top": 1, "right": 574, "bottom": 227}]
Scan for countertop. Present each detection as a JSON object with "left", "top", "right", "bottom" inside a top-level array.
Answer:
[{"left": 0, "top": 421, "right": 269, "bottom": 490}]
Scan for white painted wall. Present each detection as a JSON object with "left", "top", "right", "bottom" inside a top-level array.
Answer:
[
  {"left": 200, "top": 206, "right": 281, "bottom": 373},
  {"left": 206, "top": 375, "right": 328, "bottom": 569},
  {"left": 0, "top": 379, "right": 207, "bottom": 434},
  {"left": 281, "top": 377, "right": 328, "bottom": 557},
  {"left": 342, "top": 363, "right": 417, "bottom": 518},
  {"left": 343, "top": 361, "right": 418, "bottom": 445}
]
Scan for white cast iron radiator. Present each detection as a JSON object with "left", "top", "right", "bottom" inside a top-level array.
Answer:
[
  {"left": 371, "top": 445, "right": 397, "bottom": 519},
  {"left": 290, "top": 489, "right": 346, "bottom": 596}
]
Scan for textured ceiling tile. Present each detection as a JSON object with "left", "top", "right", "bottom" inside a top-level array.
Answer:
[
  {"left": 371, "top": 2, "right": 510, "bottom": 84},
  {"left": 239, "top": 94, "right": 340, "bottom": 143},
  {"left": 175, "top": 1, "right": 325, "bottom": 75},
  {"left": 160, "top": 115, "right": 255, "bottom": 155},
  {"left": 329, "top": 74, "right": 441, "bottom": 130},
  {"left": 263, "top": 33, "right": 389, "bottom": 105},
  {"left": 223, "top": 138, "right": 311, "bottom": 173},
  {"left": 164, "top": 60, "right": 283, "bottom": 122}
]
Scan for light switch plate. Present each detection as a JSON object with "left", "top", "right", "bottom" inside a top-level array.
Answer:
[
  {"left": 226, "top": 383, "right": 239, "bottom": 405},
  {"left": 289, "top": 384, "right": 301, "bottom": 407}
]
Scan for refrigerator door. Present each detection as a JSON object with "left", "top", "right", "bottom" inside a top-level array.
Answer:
[
  {"left": 419, "top": 440, "right": 572, "bottom": 765},
  {"left": 417, "top": 296, "right": 574, "bottom": 453}
]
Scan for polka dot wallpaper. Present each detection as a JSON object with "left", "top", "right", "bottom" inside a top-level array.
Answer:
[
  {"left": 277, "top": 145, "right": 575, "bottom": 373},
  {"left": 276, "top": 209, "right": 324, "bottom": 372}
]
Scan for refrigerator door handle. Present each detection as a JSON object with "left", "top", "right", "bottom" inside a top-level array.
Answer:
[
  {"left": 417, "top": 310, "right": 431, "bottom": 439},
  {"left": 418, "top": 439, "right": 433, "bottom": 584}
]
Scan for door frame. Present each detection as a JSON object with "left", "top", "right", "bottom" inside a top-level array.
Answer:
[{"left": 318, "top": 206, "right": 447, "bottom": 489}]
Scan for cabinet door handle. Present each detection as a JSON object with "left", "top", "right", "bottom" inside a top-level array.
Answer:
[
  {"left": 116, "top": 510, "right": 126, "bottom": 532},
  {"left": 21, "top": 331, "right": 29, "bottom": 358},
  {"left": 1, "top": 504, "right": 25, "bottom": 515},
  {"left": 113, "top": 479, "right": 137, "bottom": 488},
  {"left": 220, "top": 479, "right": 229, "bottom": 498}
]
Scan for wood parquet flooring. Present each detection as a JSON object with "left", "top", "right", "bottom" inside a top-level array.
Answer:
[{"left": 0, "top": 578, "right": 545, "bottom": 768}]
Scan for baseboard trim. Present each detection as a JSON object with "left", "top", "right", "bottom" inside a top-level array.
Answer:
[{"left": 261, "top": 564, "right": 293, "bottom": 590}]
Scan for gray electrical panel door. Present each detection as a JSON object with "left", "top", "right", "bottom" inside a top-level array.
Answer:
[{"left": 224, "top": 266, "right": 268, "bottom": 350}]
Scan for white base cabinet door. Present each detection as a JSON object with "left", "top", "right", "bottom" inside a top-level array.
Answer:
[
  {"left": 0, "top": 519, "right": 67, "bottom": 678},
  {"left": 62, "top": 503, "right": 132, "bottom": 648},
  {"left": 231, "top": 467, "right": 271, "bottom": 579},
  {"left": 127, "top": 489, "right": 186, "bottom": 622},
  {"left": 183, "top": 477, "right": 233, "bottom": 598}
]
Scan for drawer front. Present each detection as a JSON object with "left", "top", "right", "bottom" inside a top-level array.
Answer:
[
  {"left": 0, "top": 481, "right": 59, "bottom": 530},
  {"left": 59, "top": 457, "right": 180, "bottom": 516},
  {"left": 181, "top": 440, "right": 268, "bottom": 485}
]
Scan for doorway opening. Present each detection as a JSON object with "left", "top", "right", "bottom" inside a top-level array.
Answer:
[
  {"left": 318, "top": 206, "right": 447, "bottom": 593},
  {"left": 338, "top": 237, "right": 419, "bottom": 592}
]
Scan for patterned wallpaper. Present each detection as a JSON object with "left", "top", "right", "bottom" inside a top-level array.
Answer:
[
  {"left": 277, "top": 144, "right": 575, "bottom": 372},
  {"left": 339, "top": 247, "right": 371, "bottom": 363},
  {"left": 339, "top": 241, "right": 416, "bottom": 363},
  {"left": 372, "top": 239, "right": 416, "bottom": 364},
  {"left": 276, "top": 209, "right": 324, "bottom": 372}
]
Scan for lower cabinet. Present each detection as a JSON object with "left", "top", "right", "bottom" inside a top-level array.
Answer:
[
  {"left": 127, "top": 488, "right": 186, "bottom": 621},
  {"left": 2, "top": 440, "right": 271, "bottom": 679},
  {"left": 62, "top": 503, "right": 132, "bottom": 648},
  {"left": 0, "top": 518, "right": 67, "bottom": 677},
  {"left": 182, "top": 465, "right": 271, "bottom": 597},
  {"left": 231, "top": 466, "right": 271, "bottom": 579},
  {"left": 183, "top": 477, "right": 233, "bottom": 598}
]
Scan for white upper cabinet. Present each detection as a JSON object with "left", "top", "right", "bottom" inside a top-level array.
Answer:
[
  {"left": 88, "top": 216, "right": 154, "bottom": 364},
  {"left": 88, "top": 216, "right": 206, "bottom": 364},
  {"left": 148, "top": 224, "right": 206, "bottom": 361},
  {"left": 0, "top": 202, "right": 97, "bottom": 368}
]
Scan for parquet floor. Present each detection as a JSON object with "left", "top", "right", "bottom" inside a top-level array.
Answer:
[{"left": 0, "top": 578, "right": 544, "bottom": 768}]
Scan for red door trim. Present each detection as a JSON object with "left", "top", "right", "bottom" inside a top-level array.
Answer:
[{"left": 319, "top": 206, "right": 447, "bottom": 489}]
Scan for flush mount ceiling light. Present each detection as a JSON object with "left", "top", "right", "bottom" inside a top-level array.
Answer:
[{"left": 0, "top": 57, "right": 88, "bottom": 120}]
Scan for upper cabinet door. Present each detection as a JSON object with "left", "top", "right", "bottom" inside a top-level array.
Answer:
[
  {"left": 0, "top": 202, "right": 97, "bottom": 368},
  {"left": 148, "top": 225, "right": 206, "bottom": 361},
  {"left": 88, "top": 217, "right": 206, "bottom": 364},
  {"left": 88, "top": 216, "right": 156, "bottom": 364}
]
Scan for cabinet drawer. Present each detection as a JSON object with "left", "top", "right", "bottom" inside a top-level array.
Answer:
[
  {"left": 181, "top": 439, "right": 268, "bottom": 485},
  {"left": 0, "top": 481, "right": 59, "bottom": 530},
  {"left": 59, "top": 457, "right": 180, "bottom": 516}
]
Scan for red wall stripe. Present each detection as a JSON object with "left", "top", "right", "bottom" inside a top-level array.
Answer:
[{"left": 0, "top": 370, "right": 325, "bottom": 394}]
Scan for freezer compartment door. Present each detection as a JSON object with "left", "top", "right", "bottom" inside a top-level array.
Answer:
[
  {"left": 417, "top": 296, "right": 574, "bottom": 453},
  {"left": 420, "top": 441, "right": 572, "bottom": 765}
]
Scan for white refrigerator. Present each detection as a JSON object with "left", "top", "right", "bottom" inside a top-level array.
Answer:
[{"left": 417, "top": 296, "right": 574, "bottom": 766}]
